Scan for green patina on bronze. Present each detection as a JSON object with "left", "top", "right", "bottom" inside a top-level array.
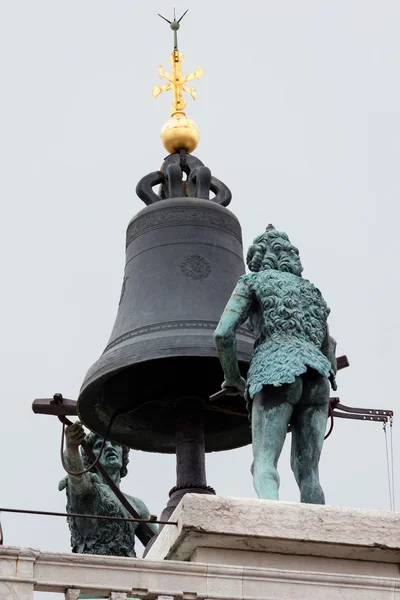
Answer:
[
  {"left": 59, "top": 422, "right": 157, "bottom": 557},
  {"left": 214, "top": 227, "right": 337, "bottom": 504}
]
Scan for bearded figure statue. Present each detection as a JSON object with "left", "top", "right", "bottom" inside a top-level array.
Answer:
[
  {"left": 59, "top": 422, "right": 157, "bottom": 557},
  {"left": 214, "top": 226, "right": 337, "bottom": 504}
]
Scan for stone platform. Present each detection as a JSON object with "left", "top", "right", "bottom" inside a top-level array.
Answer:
[
  {"left": 146, "top": 493, "right": 400, "bottom": 599},
  {"left": 2, "top": 495, "right": 400, "bottom": 599}
]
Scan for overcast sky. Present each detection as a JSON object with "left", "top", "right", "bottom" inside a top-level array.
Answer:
[{"left": 1, "top": 1, "right": 399, "bottom": 598}]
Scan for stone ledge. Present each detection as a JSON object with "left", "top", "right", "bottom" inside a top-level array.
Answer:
[
  {"left": 145, "top": 494, "right": 400, "bottom": 563},
  {"left": 1, "top": 544, "right": 400, "bottom": 599}
]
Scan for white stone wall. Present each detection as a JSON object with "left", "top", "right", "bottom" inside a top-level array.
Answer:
[{"left": 2, "top": 541, "right": 400, "bottom": 599}]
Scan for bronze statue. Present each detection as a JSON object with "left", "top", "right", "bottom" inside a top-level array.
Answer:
[
  {"left": 214, "top": 227, "right": 337, "bottom": 504},
  {"left": 59, "top": 422, "right": 157, "bottom": 556}
]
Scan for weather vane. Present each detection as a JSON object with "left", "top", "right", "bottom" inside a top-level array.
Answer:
[
  {"left": 157, "top": 7, "right": 188, "bottom": 51},
  {"left": 152, "top": 9, "right": 203, "bottom": 154}
]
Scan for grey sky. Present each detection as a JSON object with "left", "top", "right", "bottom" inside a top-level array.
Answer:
[{"left": 1, "top": 2, "right": 399, "bottom": 597}]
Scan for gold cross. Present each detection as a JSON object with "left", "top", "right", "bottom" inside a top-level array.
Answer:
[{"left": 152, "top": 50, "right": 203, "bottom": 114}]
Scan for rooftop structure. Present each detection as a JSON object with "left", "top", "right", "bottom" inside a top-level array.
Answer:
[{"left": 1, "top": 10, "right": 396, "bottom": 600}]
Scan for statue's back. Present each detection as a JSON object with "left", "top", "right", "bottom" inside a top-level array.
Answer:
[{"left": 243, "top": 270, "right": 332, "bottom": 397}]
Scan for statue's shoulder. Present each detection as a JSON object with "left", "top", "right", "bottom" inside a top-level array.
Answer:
[
  {"left": 242, "top": 269, "right": 281, "bottom": 293},
  {"left": 299, "top": 276, "right": 321, "bottom": 293},
  {"left": 299, "top": 276, "right": 327, "bottom": 299},
  {"left": 237, "top": 272, "right": 253, "bottom": 287},
  {"left": 58, "top": 472, "right": 101, "bottom": 492},
  {"left": 237, "top": 270, "right": 267, "bottom": 288},
  {"left": 299, "top": 277, "right": 330, "bottom": 317},
  {"left": 123, "top": 493, "right": 150, "bottom": 518}
]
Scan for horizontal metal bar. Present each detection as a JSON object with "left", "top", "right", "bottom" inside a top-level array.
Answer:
[
  {"left": 0, "top": 507, "right": 177, "bottom": 526},
  {"left": 336, "top": 355, "right": 350, "bottom": 371},
  {"left": 32, "top": 396, "right": 77, "bottom": 416},
  {"left": 205, "top": 404, "right": 247, "bottom": 418},
  {"left": 336, "top": 403, "right": 393, "bottom": 417},
  {"left": 332, "top": 411, "right": 389, "bottom": 423}
]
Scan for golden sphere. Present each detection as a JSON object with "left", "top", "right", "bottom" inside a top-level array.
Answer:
[{"left": 161, "top": 113, "right": 199, "bottom": 154}]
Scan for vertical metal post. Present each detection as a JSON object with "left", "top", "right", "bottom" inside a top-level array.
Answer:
[
  {"left": 175, "top": 397, "right": 207, "bottom": 487},
  {"left": 142, "top": 397, "right": 215, "bottom": 556}
]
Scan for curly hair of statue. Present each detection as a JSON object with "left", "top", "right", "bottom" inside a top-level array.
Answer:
[{"left": 246, "top": 228, "right": 303, "bottom": 276}]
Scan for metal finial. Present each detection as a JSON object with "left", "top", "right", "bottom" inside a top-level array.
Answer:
[
  {"left": 153, "top": 10, "right": 203, "bottom": 154},
  {"left": 153, "top": 10, "right": 202, "bottom": 114},
  {"left": 266, "top": 224, "right": 276, "bottom": 231},
  {"left": 158, "top": 9, "right": 189, "bottom": 51}
]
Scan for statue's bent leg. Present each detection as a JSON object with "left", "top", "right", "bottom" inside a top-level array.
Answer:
[
  {"left": 251, "top": 378, "right": 302, "bottom": 500},
  {"left": 290, "top": 372, "right": 330, "bottom": 504}
]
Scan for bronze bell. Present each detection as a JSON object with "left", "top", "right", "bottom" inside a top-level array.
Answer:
[{"left": 77, "top": 153, "right": 254, "bottom": 453}]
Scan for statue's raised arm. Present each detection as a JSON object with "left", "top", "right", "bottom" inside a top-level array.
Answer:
[
  {"left": 214, "top": 276, "right": 252, "bottom": 396},
  {"left": 62, "top": 421, "right": 91, "bottom": 495}
]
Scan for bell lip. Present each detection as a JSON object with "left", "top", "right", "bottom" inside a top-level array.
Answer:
[
  {"left": 77, "top": 343, "right": 253, "bottom": 454},
  {"left": 78, "top": 332, "right": 252, "bottom": 398}
]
